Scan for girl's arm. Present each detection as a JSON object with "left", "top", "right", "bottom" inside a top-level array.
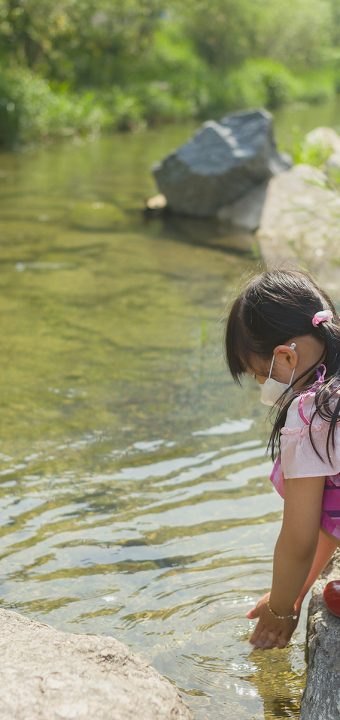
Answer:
[
  {"left": 248, "top": 528, "right": 337, "bottom": 623},
  {"left": 249, "top": 475, "right": 325, "bottom": 649},
  {"left": 295, "top": 528, "right": 338, "bottom": 610}
]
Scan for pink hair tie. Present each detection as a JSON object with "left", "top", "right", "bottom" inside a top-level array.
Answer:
[{"left": 312, "top": 309, "right": 333, "bottom": 327}]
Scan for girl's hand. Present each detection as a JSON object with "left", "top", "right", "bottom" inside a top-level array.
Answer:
[
  {"left": 246, "top": 592, "right": 271, "bottom": 620},
  {"left": 248, "top": 602, "right": 299, "bottom": 650}
]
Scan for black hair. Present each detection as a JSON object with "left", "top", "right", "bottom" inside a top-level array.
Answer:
[{"left": 225, "top": 269, "right": 340, "bottom": 463}]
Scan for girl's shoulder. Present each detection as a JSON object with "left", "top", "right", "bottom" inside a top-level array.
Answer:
[
  {"left": 283, "top": 385, "right": 340, "bottom": 434},
  {"left": 280, "top": 387, "right": 340, "bottom": 479},
  {"left": 283, "top": 394, "right": 318, "bottom": 433}
]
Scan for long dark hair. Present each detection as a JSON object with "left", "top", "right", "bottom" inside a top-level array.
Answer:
[{"left": 225, "top": 269, "right": 340, "bottom": 462}]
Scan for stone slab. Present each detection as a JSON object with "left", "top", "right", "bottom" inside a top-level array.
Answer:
[
  {"left": 0, "top": 609, "right": 193, "bottom": 720},
  {"left": 257, "top": 163, "right": 340, "bottom": 295},
  {"left": 301, "top": 550, "right": 340, "bottom": 720}
]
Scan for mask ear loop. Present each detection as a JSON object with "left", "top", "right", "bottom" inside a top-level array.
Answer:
[
  {"left": 268, "top": 354, "right": 276, "bottom": 380},
  {"left": 288, "top": 343, "right": 297, "bottom": 387},
  {"left": 288, "top": 368, "right": 296, "bottom": 386}
]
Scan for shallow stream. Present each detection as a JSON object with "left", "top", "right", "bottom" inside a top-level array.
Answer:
[{"left": 1, "top": 100, "right": 340, "bottom": 719}]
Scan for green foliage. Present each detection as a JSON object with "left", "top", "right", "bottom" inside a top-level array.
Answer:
[
  {"left": 0, "top": 0, "right": 164, "bottom": 85},
  {"left": 292, "top": 69, "right": 336, "bottom": 104},
  {"left": 290, "top": 127, "right": 335, "bottom": 168},
  {"left": 226, "top": 59, "right": 299, "bottom": 111},
  {"left": 0, "top": 0, "right": 340, "bottom": 144},
  {"left": 189, "top": 60, "right": 300, "bottom": 119},
  {"left": 103, "top": 82, "right": 196, "bottom": 130},
  {"left": 0, "top": 65, "right": 110, "bottom": 145},
  {"left": 144, "top": 21, "right": 209, "bottom": 92},
  {"left": 103, "top": 88, "right": 145, "bottom": 131},
  {"left": 171, "top": 0, "right": 263, "bottom": 69},
  {"left": 176, "top": 0, "right": 333, "bottom": 70},
  {"left": 293, "top": 141, "right": 333, "bottom": 167},
  {"left": 137, "top": 83, "right": 196, "bottom": 125}
]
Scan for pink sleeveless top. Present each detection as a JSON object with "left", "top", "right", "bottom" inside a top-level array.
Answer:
[{"left": 270, "top": 366, "right": 340, "bottom": 540}]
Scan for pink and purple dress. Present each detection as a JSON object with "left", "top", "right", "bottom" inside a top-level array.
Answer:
[{"left": 270, "top": 369, "right": 340, "bottom": 541}]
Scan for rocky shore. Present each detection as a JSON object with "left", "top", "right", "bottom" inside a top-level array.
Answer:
[{"left": 0, "top": 608, "right": 193, "bottom": 720}]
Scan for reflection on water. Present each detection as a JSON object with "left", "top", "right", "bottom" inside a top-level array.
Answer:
[
  {"left": 2, "top": 106, "right": 337, "bottom": 717},
  {"left": 0, "top": 426, "right": 307, "bottom": 719}
]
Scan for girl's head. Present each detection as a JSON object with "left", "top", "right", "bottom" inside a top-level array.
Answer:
[{"left": 225, "top": 268, "right": 340, "bottom": 459}]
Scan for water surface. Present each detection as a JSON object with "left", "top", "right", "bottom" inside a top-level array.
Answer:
[{"left": 1, "top": 102, "right": 339, "bottom": 719}]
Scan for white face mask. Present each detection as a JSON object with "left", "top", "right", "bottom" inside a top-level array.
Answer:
[{"left": 260, "top": 344, "right": 296, "bottom": 407}]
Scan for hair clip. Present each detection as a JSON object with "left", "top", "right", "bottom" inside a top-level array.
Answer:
[{"left": 312, "top": 309, "right": 333, "bottom": 327}]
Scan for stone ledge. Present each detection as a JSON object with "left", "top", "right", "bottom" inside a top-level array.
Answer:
[
  {"left": 257, "top": 163, "right": 340, "bottom": 295},
  {"left": 300, "top": 549, "right": 340, "bottom": 720},
  {"left": 0, "top": 608, "right": 193, "bottom": 720}
]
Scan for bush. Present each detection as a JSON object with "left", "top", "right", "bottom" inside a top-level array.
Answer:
[
  {"left": 226, "top": 59, "right": 299, "bottom": 110},
  {"left": 0, "top": 65, "right": 110, "bottom": 146},
  {"left": 190, "top": 59, "right": 299, "bottom": 119},
  {"left": 103, "top": 78, "right": 197, "bottom": 130},
  {"left": 136, "top": 82, "right": 196, "bottom": 125},
  {"left": 101, "top": 87, "right": 145, "bottom": 131}
]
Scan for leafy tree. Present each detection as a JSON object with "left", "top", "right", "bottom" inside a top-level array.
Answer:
[
  {"left": 0, "top": 0, "right": 165, "bottom": 85},
  {"left": 174, "top": 0, "right": 333, "bottom": 70}
]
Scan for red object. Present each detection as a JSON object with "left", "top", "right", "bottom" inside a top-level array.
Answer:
[{"left": 323, "top": 580, "right": 340, "bottom": 618}]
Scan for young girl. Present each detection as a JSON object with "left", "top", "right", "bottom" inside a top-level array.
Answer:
[{"left": 225, "top": 268, "right": 340, "bottom": 650}]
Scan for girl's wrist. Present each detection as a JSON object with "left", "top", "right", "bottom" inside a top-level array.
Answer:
[
  {"left": 268, "top": 593, "right": 297, "bottom": 617},
  {"left": 266, "top": 601, "right": 298, "bottom": 621}
]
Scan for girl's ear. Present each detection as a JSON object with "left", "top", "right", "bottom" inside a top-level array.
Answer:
[{"left": 273, "top": 344, "right": 298, "bottom": 368}]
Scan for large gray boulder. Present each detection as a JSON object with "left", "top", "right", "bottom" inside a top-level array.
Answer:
[
  {"left": 0, "top": 608, "right": 193, "bottom": 720},
  {"left": 153, "top": 109, "right": 291, "bottom": 218}
]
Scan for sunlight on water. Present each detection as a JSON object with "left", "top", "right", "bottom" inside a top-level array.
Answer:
[{"left": 2, "top": 106, "right": 338, "bottom": 716}]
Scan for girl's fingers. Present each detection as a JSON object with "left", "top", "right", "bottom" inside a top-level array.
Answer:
[
  {"left": 249, "top": 620, "right": 265, "bottom": 645},
  {"left": 250, "top": 620, "right": 286, "bottom": 649},
  {"left": 246, "top": 606, "right": 259, "bottom": 619},
  {"left": 252, "top": 628, "right": 272, "bottom": 649},
  {"left": 249, "top": 610, "right": 297, "bottom": 650},
  {"left": 246, "top": 593, "right": 271, "bottom": 619},
  {"left": 277, "top": 625, "right": 295, "bottom": 648},
  {"left": 253, "top": 632, "right": 281, "bottom": 649},
  {"left": 254, "top": 626, "right": 293, "bottom": 650},
  {"left": 262, "top": 631, "right": 278, "bottom": 649}
]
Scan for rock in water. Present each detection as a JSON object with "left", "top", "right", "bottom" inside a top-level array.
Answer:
[
  {"left": 69, "top": 202, "right": 126, "bottom": 231},
  {"left": 153, "top": 109, "right": 291, "bottom": 218}
]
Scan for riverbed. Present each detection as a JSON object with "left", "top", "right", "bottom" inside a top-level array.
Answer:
[{"left": 0, "top": 100, "right": 339, "bottom": 719}]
